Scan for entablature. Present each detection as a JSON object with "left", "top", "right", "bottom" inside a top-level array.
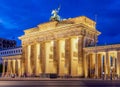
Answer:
[
  {"left": 2, "top": 54, "right": 22, "bottom": 60},
  {"left": 20, "top": 23, "right": 99, "bottom": 40},
  {"left": 19, "top": 16, "right": 101, "bottom": 46},
  {"left": 84, "top": 44, "right": 120, "bottom": 53}
]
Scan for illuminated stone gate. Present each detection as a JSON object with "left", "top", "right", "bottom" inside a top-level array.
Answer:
[
  {"left": 1, "top": 15, "right": 120, "bottom": 78},
  {"left": 2, "top": 55, "right": 22, "bottom": 77},
  {"left": 84, "top": 44, "right": 120, "bottom": 78},
  {"left": 19, "top": 16, "right": 100, "bottom": 77},
  {"left": 0, "top": 47, "right": 22, "bottom": 77}
]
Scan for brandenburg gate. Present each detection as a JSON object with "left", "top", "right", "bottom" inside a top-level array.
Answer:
[
  {"left": 1, "top": 15, "right": 120, "bottom": 78},
  {"left": 19, "top": 16, "right": 100, "bottom": 77}
]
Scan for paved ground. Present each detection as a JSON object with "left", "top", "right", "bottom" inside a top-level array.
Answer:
[
  {"left": 0, "top": 79, "right": 120, "bottom": 87},
  {"left": 0, "top": 77, "right": 102, "bottom": 81}
]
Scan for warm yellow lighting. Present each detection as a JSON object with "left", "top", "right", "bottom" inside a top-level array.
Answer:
[
  {"left": 4, "top": 15, "right": 107, "bottom": 78},
  {"left": 51, "top": 41, "right": 54, "bottom": 45}
]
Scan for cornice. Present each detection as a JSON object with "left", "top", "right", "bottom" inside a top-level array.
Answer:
[
  {"left": 2, "top": 55, "right": 22, "bottom": 60},
  {"left": 84, "top": 44, "right": 120, "bottom": 52}
]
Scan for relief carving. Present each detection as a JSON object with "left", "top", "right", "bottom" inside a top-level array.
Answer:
[
  {"left": 61, "top": 53, "right": 65, "bottom": 58},
  {"left": 49, "top": 54, "right": 53, "bottom": 59},
  {"left": 50, "top": 46, "right": 53, "bottom": 52},
  {"left": 73, "top": 52, "right": 78, "bottom": 57},
  {"left": 76, "top": 43, "right": 78, "bottom": 49}
]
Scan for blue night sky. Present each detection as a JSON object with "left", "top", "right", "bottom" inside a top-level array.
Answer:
[{"left": 0, "top": 0, "right": 120, "bottom": 46}]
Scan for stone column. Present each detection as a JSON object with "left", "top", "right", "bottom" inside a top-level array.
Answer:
[
  {"left": 89, "top": 54, "right": 95, "bottom": 78},
  {"left": 35, "top": 43, "right": 42, "bottom": 76},
  {"left": 17, "top": 59, "right": 21, "bottom": 77},
  {"left": 113, "top": 56, "right": 116, "bottom": 77},
  {"left": 2, "top": 59, "right": 6, "bottom": 76},
  {"left": 12, "top": 60, "right": 16, "bottom": 74},
  {"left": 31, "top": 44, "right": 36, "bottom": 74},
  {"left": 101, "top": 54, "right": 103, "bottom": 76},
  {"left": 104, "top": 52, "right": 107, "bottom": 78},
  {"left": 97, "top": 54, "right": 102, "bottom": 78},
  {"left": 53, "top": 41, "right": 57, "bottom": 74},
  {"left": 95, "top": 53, "right": 98, "bottom": 78},
  {"left": 108, "top": 52, "right": 111, "bottom": 77},
  {"left": 78, "top": 36, "right": 84, "bottom": 76},
  {"left": 22, "top": 45, "right": 27, "bottom": 76},
  {"left": 92, "top": 53, "right": 96, "bottom": 78},
  {"left": 7, "top": 60, "right": 11, "bottom": 76},
  {"left": 44, "top": 41, "right": 54, "bottom": 74},
  {"left": 101, "top": 54, "right": 103, "bottom": 77},
  {"left": 117, "top": 51, "right": 120, "bottom": 77},
  {"left": 84, "top": 53, "right": 88, "bottom": 78},
  {"left": 10, "top": 60, "right": 13, "bottom": 74},
  {"left": 65, "top": 39, "right": 70, "bottom": 75},
  {"left": 70, "top": 36, "right": 78, "bottom": 77},
  {"left": 106, "top": 52, "right": 110, "bottom": 77},
  {"left": 57, "top": 39, "right": 65, "bottom": 76},
  {"left": 27, "top": 45, "right": 32, "bottom": 76}
]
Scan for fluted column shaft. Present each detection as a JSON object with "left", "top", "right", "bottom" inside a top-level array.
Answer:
[
  {"left": 2, "top": 60, "right": 6, "bottom": 76},
  {"left": 106, "top": 52, "right": 110, "bottom": 76},
  {"left": 70, "top": 36, "right": 78, "bottom": 77},
  {"left": 17, "top": 59, "right": 21, "bottom": 76},
  {"left": 78, "top": 36, "right": 84, "bottom": 76},
  {"left": 44, "top": 41, "right": 54, "bottom": 73},
  {"left": 89, "top": 54, "right": 95, "bottom": 78},
  {"left": 95, "top": 53, "right": 98, "bottom": 78},
  {"left": 27, "top": 45, "right": 32, "bottom": 76},
  {"left": 57, "top": 39, "right": 65, "bottom": 76},
  {"left": 104, "top": 53, "right": 107, "bottom": 77},
  {"left": 108, "top": 53, "right": 111, "bottom": 76},
  {"left": 84, "top": 53, "right": 88, "bottom": 78},
  {"left": 117, "top": 51, "right": 120, "bottom": 77},
  {"left": 12, "top": 60, "right": 16, "bottom": 74},
  {"left": 7, "top": 60, "right": 11, "bottom": 76},
  {"left": 35, "top": 43, "right": 42, "bottom": 76}
]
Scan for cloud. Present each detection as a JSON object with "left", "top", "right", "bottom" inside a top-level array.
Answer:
[{"left": 0, "top": 18, "right": 18, "bottom": 29}]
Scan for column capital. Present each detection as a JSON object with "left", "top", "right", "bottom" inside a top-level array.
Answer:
[
  {"left": 70, "top": 36, "right": 78, "bottom": 38},
  {"left": 17, "top": 59, "right": 21, "bottom": 62},
  {"left": 56, "top": 38, "right": 66, "bottom": 41},
  {"left": 8, "top": 60, "right": 11, "bottom": 62}
]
